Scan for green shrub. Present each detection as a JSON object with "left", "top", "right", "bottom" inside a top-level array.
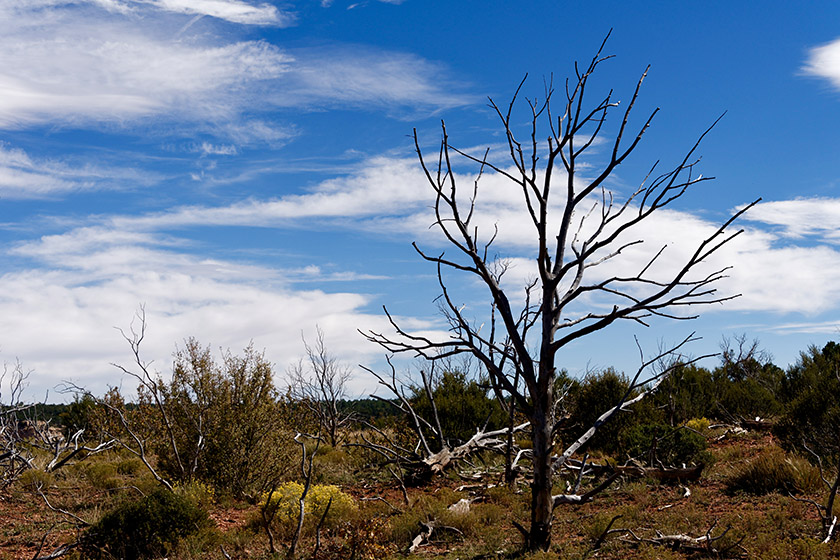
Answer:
[
  {"left": 649, "top": 364, "right": 718, "bottom": 424},
  {"left": 134, "top": 339, "right": 294, "bottom": 499},
  {"left": 725, "top": 447, "right": 823, "bottom": 495},
  {"left": 115, "top": 458, "right": 144, "bottom": 476},
  {"left": 776, "top": 342, "right": 840, "bottom": 466},
  {"left": 16, "top": 468, "right": 54, "bottom": 492},
  {"left": 82, "top": 462, "right": 121, "bottom": 490},
  {"left": 81, "top": 487, "right": 210, "bottom": 560},
  {"left": 59, "top": 393, "right": 102, "bottom": 439},
  {"left": 409, "top": 368, "right": 506, "bottom": 444},
  {"left": 174, "top": 480, "right": 216, "bottom": 509},
  {"left": 621, "top": 423, "right": 710, "bottom": 467},
  {"left": 564, "top": 369, "right": 638, "bottom": 454}
]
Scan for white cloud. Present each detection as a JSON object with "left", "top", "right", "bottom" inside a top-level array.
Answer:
[
  {"left": 194, "top": 142, "right": 239, "bottom": 156},
  {"left": 740, "top": 198, "right": 840, "bottom": 241},
  {"left": 0, "top": 143, "right": 158, "bottom": 198},
  {"left": 9, "top": 0, "right": 292, "bottom": 25},
  {"left": 196, "top": 159, "right": 840, "bottom": 318},
  {"left": 266, "top": 47, "right": 474, "bottom": 110},
  {"left": 2, "top": 222, "right": 433, "bottom": 400},
  {"left": 45, "top": 149, "right": 840, "bottom": 320},
  {"left": 12, "top": 147, "right": 840, "bottom": 398},
  {"left": 105, "top": 155, "right": 429, "bottom": 230},
  {"left": 0, "top": 31, "right": 292, "bottom": 128},
  {"left": 804, "top": 37, "right": 840, "bottom": 90},
  {"left": 0, "top": 3, "right": 473, "bottom": 134},
  {"left": 145, "top": 0, "right": 293, "bottom": 26}
]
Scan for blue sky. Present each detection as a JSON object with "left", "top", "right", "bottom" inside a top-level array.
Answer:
[{"left": 3, "top": 0, "right": 840, "bottom": 401}]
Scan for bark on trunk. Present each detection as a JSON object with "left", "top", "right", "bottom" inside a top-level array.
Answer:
[{"left": 529, "top": 411, "right": 554, "bottom": 551}]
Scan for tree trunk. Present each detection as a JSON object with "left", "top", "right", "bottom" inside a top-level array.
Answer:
[{"left": 529, "top": 409, "right": 554, "bottom": 551}]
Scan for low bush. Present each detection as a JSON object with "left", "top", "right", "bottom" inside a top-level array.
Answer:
[
  {"left": 174, "top": 480, "right": 216, "bottom": 510},
  {"left": 81, "top": 462, "right": 121, "bottom": 490},
  {"left": 685, "top": 417, "right": 710, "bottom": 433},
  {"left": 725, "top": 447, "right": 822, "bottom": 495},
  {"left": 81, "top": 487, "right": 210, "bottom": 560},
  {"left": 621, "top": 423, "right": 710, "bottom": 467},
  {"left": 15, "top": 468, "right": 54, "bottom": 492},
  {"left": 261, "top": 482, "right": 356, "bottom": 529}
]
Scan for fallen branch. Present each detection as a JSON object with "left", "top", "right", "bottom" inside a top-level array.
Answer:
[
  {"left": 408, "top": 521, "right": 435, "bottom": 554},
  {"left": 619, "top": 522, "right": 746, "bottom": 557}
]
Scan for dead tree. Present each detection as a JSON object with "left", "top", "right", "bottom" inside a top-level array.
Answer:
[
  {"left": 363, "top": 34, "right": 756, "bottom": 551},
  {"left": 289, "top": 327, "right": 354, "bottom": 447},
  {"left": 0, "top": 360, "right": 36, "bottom": 488},
  {"left": 0, "top": 362, "right": 113, "bottom": 490}
]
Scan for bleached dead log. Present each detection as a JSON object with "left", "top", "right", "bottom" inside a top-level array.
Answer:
[
  {"left": 408, "top": 522, "right": 435, "bottom": 554},
  {"left": 422, "top": 422, "right": 530, "bottom": 474},
  {"left": 619, "top": 523, "right": 746, "bottom": 556}
]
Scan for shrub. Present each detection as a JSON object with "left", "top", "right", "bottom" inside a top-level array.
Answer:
[
  {"left": 410, "top": 368, "right": 506, "bottom": 444},
  {"left": 685, "top": 417, "right": 710, "bottom": 433},
  {"left": 261, "top": 482, "right": 356, "bottom": 528},
  {"left": 82, "top": 462, "right": 121, "bottom": 490},
  {"left": 16, "top": 468, "right": 53, "bottom": 492},
  {"left": 775, "top": 342, "right": 840, "bottom": 465},
  {"left": 725, "top": 447, "right": 823, "bottom": 495},
  {"left": 115, "top": 457, "right": 144, "bottom": 476},
  {"left": 81, "top": 487, "right": 210, "bottom": 560},
  {"left": 564, "top": 368, "right": 663, "bottom": 454},
  {"left": 137, "top": 339, "right": 294, "bottom": 499},
  {"left": 621, "top": 423, "right": 709, "bottom": 467},
  {"left": 59, "top": 393, "right": 101, "bottom": 439},
  {"left": 174, "top": 480, "right": 216, "bottom": 509},
  {"left": 318, "top": 516, "right": 392, "bottom": 560},
  {"left": 649, "top": 364, "right": 717, "bottom": 424}
]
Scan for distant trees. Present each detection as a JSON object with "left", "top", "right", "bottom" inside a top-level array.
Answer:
[{"left": 364, "top": 36, "right": 756, "bottom": 550}]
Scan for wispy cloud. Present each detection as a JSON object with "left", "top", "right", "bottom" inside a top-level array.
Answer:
[
  {"left": 804, "top": 37, "right": 840, "bottom": 89},
  {"left": 0, "top": 3, "right": 474, "bottom": 136},
  {"left": 22, "top": 150, "right": 840, "bottom": 318},
  {"left": 146, "top": 0, "right": 294, "bottom": 26},
  {"left": 740, "top": 198, "right": 840, "bottom": 241},
  {"left": 12, "top": 0, "right": 293, "bottom": 25},
  {"left": 0, "top": 143, "right": 158, "bottom": 198}
]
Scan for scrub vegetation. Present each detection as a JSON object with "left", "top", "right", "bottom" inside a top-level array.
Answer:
[{"left": 2, "top": 337, "right": 840, "bottom": 559}]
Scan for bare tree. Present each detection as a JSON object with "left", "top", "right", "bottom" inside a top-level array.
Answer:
[
  {"left": 0, "top": 360, "right": 35, "bottom": 488},
  {"left": 1, "top": 361, "right": 114, "bottom": 491},
  {"left": 289, "top": 326, "right": 353, "bottom": 447},
  {"left": 364, "top": 35, "right": 756, "bottom": 551}
]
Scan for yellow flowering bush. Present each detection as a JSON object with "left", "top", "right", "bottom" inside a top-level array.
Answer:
[
  {"left": 686, "top": 417, "right": 710, "bottom": 433},
  {"left": 261, "top": 482, "right": 356, "bottom": 526}
]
